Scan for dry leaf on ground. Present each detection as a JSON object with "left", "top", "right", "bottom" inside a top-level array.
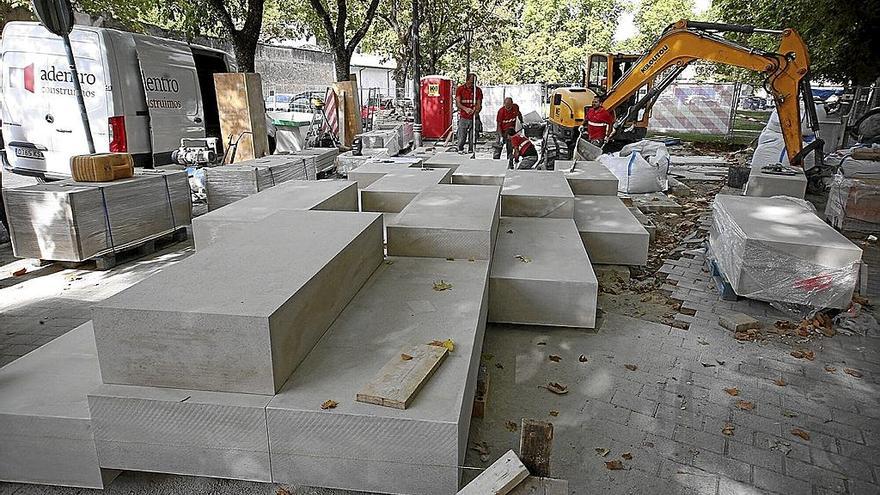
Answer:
[
  {"left": 622, "top": 452, "right": 633, "bottom": 460},
  {"left": 724, "top": 387, "right": 739, "bottom": 396},
  {"left": 774, "top": 378, "right": 787, "bottom": 387},
  {"left": 605, "top": 460, "right": 625, "bottom": 470},
  {"left": 844, "top": 368, "right": 863, "bottom": 378},
  {"left": 515, "top": 254, "right": 532, "bottom": 263},
  {"left": 595, "top": 448, "right": 610, "bottom": 457},
  {"left": 320, "top": 400, "right": 338, "bottom": 410},
  {"left": 401, "top": 353, "right": 413, "bottom": 361},
  {"left": 428, "top": 339, "right": 455, "bottom": 352},
  {"left": 549, "top": 410, "right": 559, "bottom": 417},
  {"left": 505, "top": 420, "right": 518, "bottom": 432},
  {"left": 790, "top": 349, "right": 815, "bottom": 361},
  {"left": 824, "top": 366, "right": 836, "bottom": 373},
  {"left": 12, "top": 268, "right": 27, "bottom": 277},
  {"left": 782, "top": 410, "right": 798, "bottom": 418},
  {"left": 432, "top": 280, "right": 453, "bottom": 291},
  {"left": 736, "top": 400, "right": 754, "bottom": 411},
  {"left": 624, "top": 364, "right": 638, "bottom": 371},
  {"left": 541, "top": 382, "right": 569, "bottom": 395},
  {"left": 791, "top": 428, "right": 811, "bottom": 441},
  {"left": 549, "top": 354, "right": 562, "bottom": 362},
  {"left": 722, "top": 423, "right": 735, "bottom": 436}
]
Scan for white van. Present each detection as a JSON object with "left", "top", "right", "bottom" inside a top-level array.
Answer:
[{"left": 0, "top": 22, "right": 238, "bottom": 179}]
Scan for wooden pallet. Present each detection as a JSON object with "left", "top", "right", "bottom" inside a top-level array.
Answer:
[
  {"left": 704, "top": 250, "right": 740, "bottom": 302},
  {"left": 52, "top": 227, "right": 188, "bottom": 271}
]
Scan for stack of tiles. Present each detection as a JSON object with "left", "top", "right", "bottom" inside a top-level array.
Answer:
[
  {"left": 500, "top": 170, "right": 574, "bottom": 218},
  {"left": 205, "top": 155, "right": 316, "bottom": 210},
  {"left": 361, "top": 167, "right": 454, "bottom": 213},
  {"left": 0, "top": 323, "right": 118, "bottom": 488},
  {"left": 451, "top": 158, "right": 510, "bottom": 185},
  {"left": 192, "top": 180, "right": 358, "bottom": 249},
  {"left": 573, "top": 195, "right": 649, "bottom": 265},
  {"left": 287, "top": 148, "right": 339, "bottom": 175},
  {"left": 387, "top": 184, "right": 501, "bottom": 260},
  {"left": 556, "top": 160, "right": 619, "bottom": 195},
  {"left": 489, "top": 217, "right": 597, "bottom": 328}
]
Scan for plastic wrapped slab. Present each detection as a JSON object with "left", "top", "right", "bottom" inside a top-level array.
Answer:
[
  {"left": 387, "top": 184, "right": 501, "bottom": 260},
  {"left": 556, "top": 160, "right": 619, "bottom": 195},
  {"left": 490, "top": 217, "right": 597, "bottom": 328},
  {"left": 287, "top": 148, "right": 339, "bottom": 174},
  {"left": 501, "top": 170, "right": 574, "bottom": 218},
  {"left": 573, "top": 195, "right": 649, "bottom": 265},
  {"left": 192, "top": 180, "right": 358, "bottom": 249},
  {"left": 451, "top": 158, "right": 510, "bottom": 186},
  {"left": 336, "top": 149, "right": 389, "bottom": 175},
  {"left": 88, "top": 384, "right": 272, "bottom": 482},
  {"left": 744, "top": 165, "right": 807, "bottom": 199},
  {"left": 205, "top": 155, "right": 316, "bottom": 210},
  {"left": 267, "top": 257, "right": 490, "bottom": 495},
  {"left": 358, "top": 130, "right": 401, "bottom": 156},
  {"left": 3, "top": 170, "right": 191, "bottom": 262},
  {"left": 824, "top": 174, "right": 880, "bottom": 233},
  {"left": 92, "top": 210, "right": 384, "bottom": 395},
  {"left": 347, "top": 161, "right": 414, "bottom": 189},
  {"left": 377, "top": 121, "right": 414, "bottom": 149},
  {"left": 361, "top": 167, "right": 454, "bottom": 213},
  {"left": 710, "top": 195, "right": 862, "bottom": 309},
  {"left": 0, "top": 323, "right": 118, "bottom": 488}
]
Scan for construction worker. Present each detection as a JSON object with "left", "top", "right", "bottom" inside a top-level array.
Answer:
[
  {"left": 455, "top": 73, "right": 482, "bottom": 152},
  {"left": 506, "top": 128, "right": 538, "bottom": 169},
  {"left": 584, "top": 96, "right": 615, "bottom": 146},
  {"left": 494, "top": 97, "right": 523, "bottom": 159}
]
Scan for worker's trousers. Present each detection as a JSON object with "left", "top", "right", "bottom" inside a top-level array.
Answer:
[
  {"left": 493, "top": 132, "right": 513, "bottom": 159},
  {"left": 516, "top": 155, "right": 538, "bottom": 170},
  {"left": 457, "top": 118, "right": 474, "bottom": 151}
]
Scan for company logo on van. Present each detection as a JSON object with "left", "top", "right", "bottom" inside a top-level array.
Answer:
[
  {"left": 40, "top": 65, "right": 98, "bottom": 86},
  {"left": 10, "top": 64, "right": 98, "bottom": 97},
  {"left": 8, "top": 64, "right": 35, "bottom": 93}
]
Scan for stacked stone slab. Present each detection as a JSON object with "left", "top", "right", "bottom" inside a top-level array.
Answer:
[
  {"left": 421, "top": 151, "right": 481, "bottom": 171},
  {"left": 0, "top": 323, "right": 118, "bottom": 488},
  {"left": 361, "top": 167, "right": 454, "bottom": 213},
  {"left": 287, "top": 147, "right": 339, "bottom": 174},
  {"left": 744, "top": 165, "right": 807, "bottom": 199},
  {"left": 451, "top": 158, "right": 510, "bottom": 185},
  {"left": 347, "top": 161, "right": 416, "bottom": 189},
  {"left": 192, "top": 180, "right": 358, "bottom": 249},
  {"left": 573, "top": 195, "right": 649, "bottom": 265},
  {"left": 556, "top": 160, "right": 619, "bottom": 195},
  {"left": 205, "top": 155, "right": 317, "bottom": 210},
  {"left": 490, "top": 217, "right": 598, "bottom": 328},
  {"left": 501, "top": 170, "right": 574, "bottom": 218},
  {"left": 387, "top": 184, "right": 501, "bottom": 260}
]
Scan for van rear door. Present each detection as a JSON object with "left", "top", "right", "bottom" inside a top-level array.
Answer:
[{"left": 132, "top": 35, "right": 205, "bottom": 164}]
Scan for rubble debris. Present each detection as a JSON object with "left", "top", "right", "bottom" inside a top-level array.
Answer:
[
  {"left": 719, "top": 313, "right": 761, "bottom": 332},
  {"left": 12, "top": 267, "right": 27, "bottom": 277},
  {"left": 595, "top": 448, "right": 611, "bottom": 457},
  {"left": 790, "top": 349, "right": 815, "bottom": 361},
  {"left": 844, "top": 368, "right": 864, "bottom": 378}
]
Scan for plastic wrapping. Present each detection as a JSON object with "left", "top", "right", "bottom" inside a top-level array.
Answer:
[
  {"left": 824, "top": 173, "right": 880, "bottom": 232},
  {"left": 205, "top": 155, "right": 316, "bottom": 210},
  {"left": 3, "top": 170, "right": 191, "bottom": 262},
  {"left": 709, "top": 195, "right": 861, "bottom": 309},
  {"left": 598, "top": 140, "right": 670, "bottom": 193},
  {"left": 358, "top": 129, "right": 401, "bottom": 156},
  {"left": 336, "top": 150, "right": 390, "bottom": 175},
  {"left": 287, "top": 148, "right": 339, "bottom": 174},
  {"left": 824, "top": 145, "right": 880, "bottom": 179}
]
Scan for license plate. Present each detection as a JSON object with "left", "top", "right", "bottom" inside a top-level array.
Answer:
[{"left": 14, "top": 147, "right": 45, "bottom": 159}]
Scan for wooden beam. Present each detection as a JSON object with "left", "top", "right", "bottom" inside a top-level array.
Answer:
[
  {"left": 508, "top": 476, "right": 568, "bottom": 495},
  {"left": 356, "top": 344, "right": 448, "bottom": 410},
  {"left": 519, "top": 419, "right": 554, "bottom": 477},
  {"left": 458, "top": 449, "right": 529, "bottom": 495},
  {"left": 472, "top": 363, "right": 489, "bottom": 418}
]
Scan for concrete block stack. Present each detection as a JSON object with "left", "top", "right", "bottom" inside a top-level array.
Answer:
[
  {"left": 205, "top": 154, "right": 317, "bottom": 210},
  {"left": 360, "top": 167, "right": 454, "bottom": 213},
  {"left": 286, "top": 147, "right": 339, "bottom": 175}
]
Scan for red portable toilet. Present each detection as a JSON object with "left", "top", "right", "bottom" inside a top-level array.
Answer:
[{"left": 420, "top": 76, "right": 454, "bottom": 139}]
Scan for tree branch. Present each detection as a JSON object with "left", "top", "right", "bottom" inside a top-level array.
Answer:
[
  {"left": 308, "top": 0, "right": 338, "bottom": 46},
  {"left": 336, "top": 0, "right": 347, "bottom": 44},
  {"left": 347, "top": 0, "right": 381, "bottom": 52},
  {"left": 205, "top": 0, "right": 237, "bottom": 35}
]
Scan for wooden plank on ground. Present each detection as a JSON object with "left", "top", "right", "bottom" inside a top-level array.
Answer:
[
  {"left": 472, "top": 363, "right": 489, "bottom": 418},
  {"left": 519, "top": 419, "right": 553, "bottom": 477},
  {"left": 508, "top": 476, "right": 569, "bottom": 495},
  {"left": 458, "top": 449, "right": 529, "bottom": 495},
  {"left": 356, "top": 344, "right": 448, "bottom": 409}
]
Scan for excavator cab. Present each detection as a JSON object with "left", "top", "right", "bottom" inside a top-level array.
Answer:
[{"left": 585, "top": 53, "right": 652, "bottom": 139}]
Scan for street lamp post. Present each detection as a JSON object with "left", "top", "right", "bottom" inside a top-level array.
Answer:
[
  {"left": 411, "top": 0, "right": 422, "bottom": 147},
  {"left": 463, "top": 28, "right": 475, "bottom": 155}
]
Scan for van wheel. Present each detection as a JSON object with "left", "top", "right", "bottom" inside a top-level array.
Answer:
[{"left": 268, "top": 135, "right": 277, "bottom": 155}]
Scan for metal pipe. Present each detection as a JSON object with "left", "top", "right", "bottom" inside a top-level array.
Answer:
[
  {"left": 411, "top": 0, "right": 423, "bottom": 147},
  {"left": 62, "top": 32, "right": 95, "bottom": 154}
]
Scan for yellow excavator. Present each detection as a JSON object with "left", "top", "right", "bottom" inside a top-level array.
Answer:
[{"left": 545, "top": 19, "right": 823, "bottom": 169}]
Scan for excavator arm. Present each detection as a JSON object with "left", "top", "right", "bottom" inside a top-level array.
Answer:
[{"left": 602, "top": 19, "right": 822, "bottom": 167}]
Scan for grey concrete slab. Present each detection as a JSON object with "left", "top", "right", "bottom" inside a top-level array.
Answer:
[
  {"left": 490, "top": 217, "right": 597, "bottom": 328},
  {"left": 360, "top": 167, "right": 454, "bottom": 213},
  {"left": 501, "top": 170, "right": 574, "bottom": 218},
  {"left": 345, "top": 161, "right": 412, "bottom": 189},
  {"left": 387, "top": 184, "right": 501, "bottom": 260},
  {"left": 92, "top": 210, "right": 384, "bottom": 394},
  {"left": 192, "top": 180, "right": 358, "bottom": 249},
  {"left": 88, "top": 384, "right": 272, "bottom": 482},
  {"left": 451, "top": 159, "right": 511, "bottom": 186},
  {"left": 709, "top": 195, "right": 862, "bottom": 308},
  {"left": 422, "top": 151, "right": 480, "bottom": 171},
  {"left": 555, "top": 160, "right": 619, "bottom": 195},
  {"left": 267, "top": 257, "right": 490, "bottom": 495},
  {"left": 573, "top": 195, "right": 649, "bottom": 265},
  {"left": 0, "top": 323, "right": 117, "bottom": 489},
  {"left": 744, "top": 166, "right": 807, "bottom": 199}
]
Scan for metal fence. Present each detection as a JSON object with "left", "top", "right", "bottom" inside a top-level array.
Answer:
[
  {"left": 478, "top": 84, "right": 544, "bottom": 132},
  {"left": 649, "top": 83, "right": 739, "bottom": 135}
]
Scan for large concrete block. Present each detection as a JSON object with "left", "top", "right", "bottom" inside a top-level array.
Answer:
[
  {"left": 88, "top": 385, "right": 272, "bottom": 482},
  {"left": 452, "top": 158, "right": 510, "bottom": 185},
  {"left": 744, "top": 165, "right": 807, "bottom": 199},
  {"left": 0, "top": 323, "right": 118, "bottom": 488},
  {"left": 267, "top": 257, "right": 490, "bottom": 495},
  {"left": 490, "top": 217, "right": 597, "bottom": 328},
  {"left": 501, "top": 170, "right": 574, "bottom": 218},
  {"left": 361, "top": 167, "right": 453, "bottom": 213},
  {"left": 422, "top": 151, "right": 484, "bottom": 171},
  {"left": 346, "top": 161, "right": 412, "bottom": 189},
  {"left": 387, "top": 184, "right": 501, "bottom": 260},
  {"left": 92, "top": 210, "right": 384, "bottom": 395},
  {"left": 556, "top": 160, "right": 619, "bottom": 195},
  {"left": 192, "top": 179, "right": 358, "bottom": 249},
  {"left": 574, "top": 195, "right": 649, "bottom": 265}
]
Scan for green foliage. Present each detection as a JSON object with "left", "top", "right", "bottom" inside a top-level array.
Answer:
[{"left": 616, "top": 0, "right": 694, "bottom": 51}]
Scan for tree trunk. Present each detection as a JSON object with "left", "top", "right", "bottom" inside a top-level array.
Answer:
[
  {"left": 232, "top": 34, "right": 259, "bottom": 73},
  {"left": 334, "top": 47, "right": 352, "bottom": 82}
]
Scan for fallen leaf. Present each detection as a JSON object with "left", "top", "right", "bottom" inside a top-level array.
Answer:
[
  {"left": 782, "top": 410, "right": 798, "bottom": 418},
  {"left": 595, "top": 448, "right": 610, "bottom": 457},
  {"left": 624, "top": 364, "right": 638, "bottom": 371},
  {"left": 721, "top": 423, "right": 735, "bottom": 436},
  {"left": 276, "top": 487, "right": 292, "bottom": 495},
  {"left": 506, "top": 229, "right": 514, "bottom": 234},
  {"left": 724, "top": 387, "right": 739, "bottom": 396},
  {"left": 320, "top": 400, "right": 338, "bottom": 410},
  {"left": 701, "top": 362, "right": 716, "bottom": 368},
  {"left": 432, "top": 280, "right": 453, "bottom": 291},
  {"left": 515, "top": 254, "right": 532, "bottom": 263},
  {"left": 541, "top": 382, "right": 569, "bottom": 395},
  {"left": 791, "top": 428, "right": 811, "bottom": 441},
  {"left": 790, "top": 349, "right": 815, "bottom": 361},
  {"left": 549, "top": 354, "right": 562, "bottom": 362},
  {"left": 736, "top": 400, "right": 754, "bottom": 411},
  {"left": 12, "top": 268, "right": 27, "bottom": 277},
  {"left": 844, "top": 368, "right": 863, "bottom": 378},
  {"left": 820, "top": 326, "right": 836, "bottom": 337},
  {"left": 400, "top": 353, "right": 413, "bottom": 361},
  {"left": 774, "top": 378, "right": 787, "bottom": 387},
  {"left": 605, "top": 460, "right": 625, "bottom": 470},
  {"left": 505, "top": 420, "right": 518, "bottom": 432},
  {"left": 429, "top": 339, "right": 455, "bottom": 352},
  {"left": 622, "top": 452, "right": 633, "bottom": 460},
  {"left": 579, "top": 354, "right": 588, "bottom": 362},
  {"left": 824, "top": 366, "right": 836, "bottom": 373},
  {"left": 495, "top": 363, "right": 504, "bottom": 369},
  {"left": 549, "top": 410, "right": 559, "bottom": 417}
]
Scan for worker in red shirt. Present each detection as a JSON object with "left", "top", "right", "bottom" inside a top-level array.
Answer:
[
  {"left": 494, "top": 97, "right": 523, "bottom": 159},
  {"left": 584, "top": 96, "right": 615, "bottom": 145},
  {"left": 455, "top": 73, "right": 483, "bottom": 152},
  {"left": 506, "top": 128, "right": 538, "bottom": 169}
]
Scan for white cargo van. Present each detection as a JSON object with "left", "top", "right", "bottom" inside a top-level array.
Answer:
[{"left": 0, "top": 22, "right": 235, "bottom": 179}]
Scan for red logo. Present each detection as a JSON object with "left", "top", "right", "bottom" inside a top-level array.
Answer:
[
  {"left": 9, "top": 64, "right": 35, "bottom": 93},
  {"left": 23, "top": 63, "right": 34, "bottom": 93}
]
